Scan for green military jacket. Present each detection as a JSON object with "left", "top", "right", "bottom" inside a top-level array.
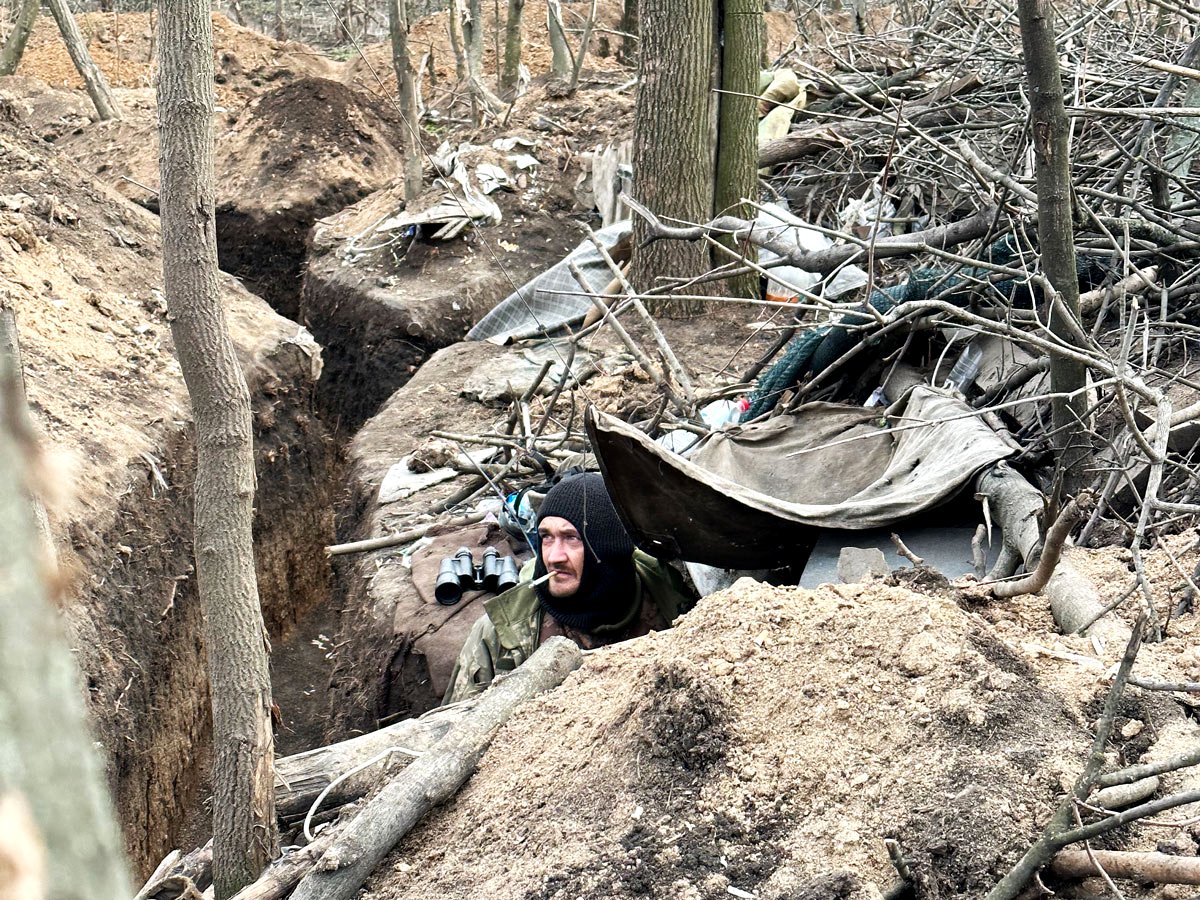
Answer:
[{"left": 443, "top": 550, "right": 694, "bottom": 704}]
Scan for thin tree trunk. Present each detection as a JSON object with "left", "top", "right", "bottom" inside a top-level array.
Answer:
[
  {"left": 617, "top": 0, "right": 636, "bottom": 64},
  {"left": 0, "top": 310, "right": 132, "bottom": 900},
  {"left": 44, "top": 0, "right": 120, "bottom": 120},
  {"left": 499, "top": 0, "right": 523, "bottom": 95},
  {"left": 228, "top": 0, "right": 246, "bottom": 26},
  {"left": 387, "top": 0, "right": 422, "bottom": 201},
  {"left": 274, "top": 0, "right": 286, "bottom": 39},
  {"left": 566, "top": 0, "right": 597, "bottom": 94},
  {"left": 713, "top": 0, "right": 762, "bottom": 299},
  {"left": 629, "top": 0, "right": 716, "bottom": 315},
  {"left": 546, "top": 0, "right": 571, "bottom": 79},
  {"left": 0, "top": 0, "right": 38, "bottom": 77},
  {"left": 1018, "top": 0, "right": 1088, "bottom": 490},
  {"left": 462, "top": 0, "right": 483, "bottom": 81},
  {"left": 447, "top": 0, "right": 466, "bottom": 82},
  {"left": 156, "top": 0, "right": 279, "bottom": 893},
  {"left": 457, "top": 0, "right": 500, "bottom": 123}
]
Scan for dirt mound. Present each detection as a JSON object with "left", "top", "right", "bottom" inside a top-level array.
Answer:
[
  {"left": 299, "top": 130, "right": 581, "bottom": 429},
  {"left": 0, "top": 106, "right": 335, "bottom": 874},
  {"left": 362, "top": 580, "right": 1089, "bottom": 899},
  {"left": 11, "top": 11, "right": 337, "bottom": 101},
  {"left": 0, "top": 73, "right": 96, "bottom": 140},
  {"left": 53, "top": 74, "right": 405, "bottom": 317}
]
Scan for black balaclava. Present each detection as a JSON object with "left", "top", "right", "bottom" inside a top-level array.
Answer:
[{"left": 532, "top": 472, "right": 637, "bottom": 632}]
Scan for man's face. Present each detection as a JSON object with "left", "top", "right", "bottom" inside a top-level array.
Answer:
[{"left": 538, "top": 516, "right": 585, "bottom": 598}]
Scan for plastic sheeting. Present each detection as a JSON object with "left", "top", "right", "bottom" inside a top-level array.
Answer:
[{"left": 466, "top": 222, "right": 631, "bottom": 343}]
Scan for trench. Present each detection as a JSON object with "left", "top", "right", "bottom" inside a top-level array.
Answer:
[{"left": 120, "top": 197, "right": 442, "bottom": 876}]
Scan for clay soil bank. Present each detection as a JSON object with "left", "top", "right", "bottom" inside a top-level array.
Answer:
[{"left": 0, "top": 99, "right": 338, "bottom": 874}]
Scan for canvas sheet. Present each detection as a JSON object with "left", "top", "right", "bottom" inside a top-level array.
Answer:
[{"left": 589, "top": 385, "right": 1014, "bottom": 568}]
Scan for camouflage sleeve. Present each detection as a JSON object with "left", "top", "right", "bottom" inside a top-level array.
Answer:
[{"left": 441, "top": 611, "right": 502, "bottom": 705}]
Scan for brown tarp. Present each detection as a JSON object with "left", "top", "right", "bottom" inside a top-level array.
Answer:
[{"left": 589, "top": 385, "right": 1014, "bottom": 569}]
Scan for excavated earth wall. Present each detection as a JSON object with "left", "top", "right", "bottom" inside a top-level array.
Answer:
[{"left": 0, "top": 104, "right": 334, "bottom": 876}]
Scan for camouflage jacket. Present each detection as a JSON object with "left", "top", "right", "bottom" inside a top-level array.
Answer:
[{"left": 442, "top": 550, "right": 694, "bottom": 704}]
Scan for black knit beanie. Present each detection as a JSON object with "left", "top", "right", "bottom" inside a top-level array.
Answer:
[{"left": 533, "top": 472, "right": 637, "bottom": 631}]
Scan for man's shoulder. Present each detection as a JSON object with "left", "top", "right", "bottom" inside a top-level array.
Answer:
[{"left": 632, "top": 549, "right": 696, "bottom": 616}]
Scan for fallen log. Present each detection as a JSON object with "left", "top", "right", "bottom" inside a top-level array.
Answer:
[
  {"left": 324, "top": 511, "right": 485, "bottom": 557},
  {"left": 288, "top": 636, "right": 584, "bottom": 900},
  {"left": 274, "top": 701, "right": 476, "bottom": 822},
  {"left": 229, "top": 825, "right": 342, "bottom": 900},
  {"left": 991, "top": 494, "right": 1088, "bottom": 599},
  {"left": 1089, "top": 775, "right": 1159, "bottom": 810},
  {"left": 974, "top": 463, "right": 1114, "bottom": 636},
  {"left": 1050, "top": 850, "right": 1200, "bottom": 884},
  {"left": 621, "top": 192, "right": 999, "bottom": 276},
  {"left": 134, "top": 842, "right": 212, "bottom": 900}
]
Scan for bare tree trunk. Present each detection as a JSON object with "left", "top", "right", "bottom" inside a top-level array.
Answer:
[
  {"left": 545, "top": 0, "right": 571, "bottom": 79},
  {"left": 566, "top": 0, "right": 597, "bottom": 93},
  {"left": 617, "top": 0, "right": 636, "bottom": 64},
  {"left": 629, "top": 0, "right": 716, "bottom": 316},
  {"left": 447, "top": 0, "right": 466, "bottom": 82},
  {"left": 0, "top": 0, "right": 38, "bottom": 77},
  {"left": 462, "top": 0, "right": 482, "bottom": 81},
  {"left": 157, "top": 0, "right": 279, "bottom": 894},
  {"left": 713, "top": 0, "right": 762, "bottom": 299},
  {"left": 274, "top": 0, "right": 286, "bottom": 40},
  {"left": 44, "top": 0, "right": 120, "bottom": 120},
  {"left": 0, "top": 311, "right": 132, "bottom": 900},
  {"left": 499, "top": 0, "right": 523, "bottom": 96},
  {"left": 229, "top": 0, "right": 246, "bottom": 26},
  {"left": 387, "top": 0, "right": 422, "bottom": 201},
  {"left": 1018, "top": 0, "right": 1088, "bottom": 490}
]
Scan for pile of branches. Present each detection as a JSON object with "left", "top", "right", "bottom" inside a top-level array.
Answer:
[{"left": 627, "top": 0, "right": 1200, "bottom": 620}]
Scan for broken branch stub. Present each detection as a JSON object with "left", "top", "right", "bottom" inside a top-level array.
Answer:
[
  {"left": 974, "top": 464, "right": 1112, "bottom": 635},
  {"left": 288, "top": 637, "right": 583, "bottom": 900}
]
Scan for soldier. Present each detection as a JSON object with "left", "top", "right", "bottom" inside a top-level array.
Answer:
[{"left": 443, "top": 472, "right": 695, "bottom": 703}]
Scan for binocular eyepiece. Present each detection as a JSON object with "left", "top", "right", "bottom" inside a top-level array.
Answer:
[{"left": 434, "top": 546, "right": 521, "bottom": 605}]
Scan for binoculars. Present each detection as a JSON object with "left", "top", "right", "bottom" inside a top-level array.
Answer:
[{"left": 434, "top": 546, "right": 520, "bottom": 606}]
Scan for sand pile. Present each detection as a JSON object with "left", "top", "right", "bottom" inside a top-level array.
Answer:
[{"left": 362, "top": 579, "right": 1092, "bottom": 899}]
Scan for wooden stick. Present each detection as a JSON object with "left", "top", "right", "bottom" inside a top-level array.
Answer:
[
  {"left": 583, "top": 229, "right": 698, "bottom": 410},
  {"left": 1050, "top": 849, "right": 1200, "bottom": 884},
  {"left": 228, "top": 827, "right": 341, "bottom": 900},
  {"left": 324, "top": 511, "right": 485, "bottom": 557},
  {"left": 567, "top": 260, "right": 688, "bottom": 417},
  {"left": 288, "top": 637, "right": 583, "bottom": 900},
  {"left": 890, "top": 533, "right": 925, "bottom": 567},
  {"left": 1130, "top": 677, "right": 1200, "bottom": 692}
]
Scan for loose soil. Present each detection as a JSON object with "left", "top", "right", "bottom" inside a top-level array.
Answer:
[
  {"left": 54, "top": 74, "right": 407, "bottom": 318},
  {"left": 363, "top": 580, "right": 1091, "bottom": 899}
]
